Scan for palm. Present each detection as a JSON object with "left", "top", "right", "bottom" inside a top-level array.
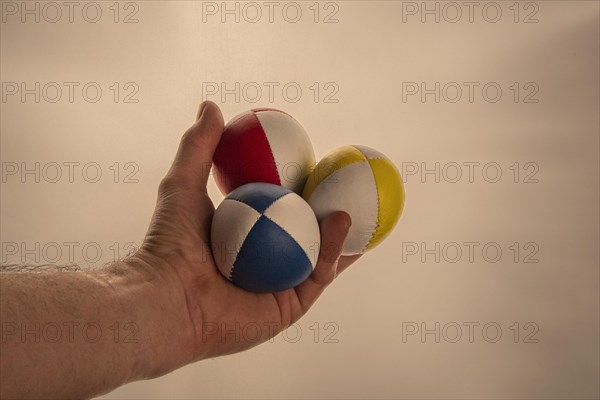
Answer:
[
  {"left": 138, "top": 101, "right": 359, "bottom": 362},
  {"left": 143, "top": 183, "right": 357, "bottom": 359}
]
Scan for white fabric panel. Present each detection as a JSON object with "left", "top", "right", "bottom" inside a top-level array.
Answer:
[
  {"left": 352, "top": 144, "right": 386, "bottom": 160},
  {"left": 263, "top": 193, "right": 321, "bottom": 268},
  {"left": 255, "top": 110, "right": 316, "bottom": 194},
  {"left": 307, "top": 161, "right": 378, "bottom": 255},
  {"left": 211, "top": 198, "right": 262, "bottom": 279}
]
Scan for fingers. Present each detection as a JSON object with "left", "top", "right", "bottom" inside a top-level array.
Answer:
[
  {"left": 294, "top": 211, "right": 353, "bottom": 312},
  {"left": 165, "top": 101, "right": 224, "bottom": 192},
  {"left": 336, "top": 254, "right": 362, "bottom": 276}
]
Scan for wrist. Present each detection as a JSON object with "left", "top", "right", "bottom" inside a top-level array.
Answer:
[{"left": 98, "top": 254, "right": 197, "bottom": 381}]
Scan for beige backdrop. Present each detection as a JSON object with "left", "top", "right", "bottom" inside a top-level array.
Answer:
[{"left": 1, "top": 1, "right": 598, "bottom": 398}]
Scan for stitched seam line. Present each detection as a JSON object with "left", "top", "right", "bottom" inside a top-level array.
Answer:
[
  {"left": 227, "top": 205, "right": 262, "bottom": 280},
  {"left": 262, "top": 212, "right": 315, "bottom": 268},
  {"left": 253, "top": 110, "right": 283, "bottom": 185}
]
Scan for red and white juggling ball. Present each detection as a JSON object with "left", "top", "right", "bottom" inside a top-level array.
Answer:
[{"left": 212, "top": 108, "right": 316, "bottom": 195}]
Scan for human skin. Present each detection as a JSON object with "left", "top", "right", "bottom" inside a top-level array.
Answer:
[{"left": 0, "top": 101, "right": 360, "bottom": 399}]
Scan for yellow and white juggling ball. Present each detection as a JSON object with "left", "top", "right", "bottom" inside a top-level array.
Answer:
[{"left": 302, "top": 145, "right": 405, "bottom": 255}]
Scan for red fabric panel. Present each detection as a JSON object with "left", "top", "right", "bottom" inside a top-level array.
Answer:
[{"left": 213, "top": 111, "right": 280, "bottom": 195}]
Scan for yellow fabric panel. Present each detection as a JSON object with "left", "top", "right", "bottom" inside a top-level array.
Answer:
[
  {"left": 302, "top": 145, "right": 367, "bottom": 201},
  {"left": 364, "top": 157, "right": 405, "bottom": 251}
]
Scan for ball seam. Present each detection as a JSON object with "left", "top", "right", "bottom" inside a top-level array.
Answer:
[
  {"left": 227, "top": 210, "right": 263, "bottom": 281},
  {"left": 253, "top": 110, "right": 283, "bottom": 185},
  {"left": 263, "top": 192, "right": 317, "bottom": 269},
  {"left": 262, "top": 212, "right": 317, "bottom": 270}
]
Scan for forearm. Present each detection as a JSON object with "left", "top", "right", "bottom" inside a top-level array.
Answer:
[{"left": 0, "top": 257, "right": 194, "bottom": 399}]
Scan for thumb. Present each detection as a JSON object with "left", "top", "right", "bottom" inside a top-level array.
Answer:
[{"left": 167, "top": 101, "right": 224, "bottom": 191}]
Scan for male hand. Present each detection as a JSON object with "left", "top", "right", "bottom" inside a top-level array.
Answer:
[{"left": 132, "top": 101, "right": 360, "bottom": 376}]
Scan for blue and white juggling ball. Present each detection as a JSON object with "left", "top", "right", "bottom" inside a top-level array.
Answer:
[{"left": 211, "top": 182, "right": 320, "bottom": 293}]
